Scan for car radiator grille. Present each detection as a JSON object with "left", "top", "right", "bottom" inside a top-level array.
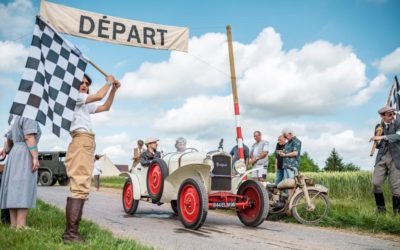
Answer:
[{"left": 211, "top": 154, "right": 232, "bottom": 191}]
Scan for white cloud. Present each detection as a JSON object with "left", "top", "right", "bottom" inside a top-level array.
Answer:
[
  {"left": 121, "top": 27, "right": 378, "bottom": 117},
  {"left": 0, "top": 0, "right": 35, "bottom": 40},
  {"left": 154, "top": 95, "right": 233, "bottom": 134},
  {"left": 97, "top": 132, "right": 131, "bottom": 145},
  {"left": 0, "top": 40, "right": 29, "bottom": 73},
  {"left": 353, "top": 74, "right": 387, "bottom": 105},
  {"left": 120, "top": 32, "right": 230, "bottom": 100},
  {"left": 374, "top": 47, "right": 400, "bottom": 74}
]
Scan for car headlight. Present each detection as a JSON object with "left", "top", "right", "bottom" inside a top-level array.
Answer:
[
  {"left": 204, "top": 157, "right": 214, "bottom": 171},
  {"left": 234, "top": 160, "right": 246, "bottom": 175}
]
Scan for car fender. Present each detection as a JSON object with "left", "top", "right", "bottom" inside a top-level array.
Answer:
[
  {"left": 119, "top": 172, "right": 141, "bottom": 200},
  {"left": 288, "top": 185, "right": 329, "bottom": 211},
  {"left": 232, "top": 168, "right": 261, "bottom": 192},
  {"left": 161, "top": 164, "right": 211, "bottom": 203}
]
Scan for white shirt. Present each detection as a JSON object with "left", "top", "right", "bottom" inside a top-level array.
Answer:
[
  {"left": 251, "top": 140, "right": 269, "bottom": 166},
  {"left": 93, "top": 160, "right": 103, "bottom": 176},
  {"left": 70, "top": 93, "right": 98, "bottom": 133}
]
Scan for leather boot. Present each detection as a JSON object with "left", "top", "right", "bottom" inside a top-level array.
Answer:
[
  {"left": 63, "top": 197, "right": 85, "bottom": 244},
  {"left": 393, "top": 196, "right": 400, "bottom": 215},
  {"left": 374, "top": 193, "right": 386, "bottom": 213}
]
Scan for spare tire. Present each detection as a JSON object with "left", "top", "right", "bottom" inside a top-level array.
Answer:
[{"left": 146, "top": 159, "right": 169, "bottom": 203}]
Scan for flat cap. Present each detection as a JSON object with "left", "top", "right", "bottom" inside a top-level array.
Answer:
[
  {"left": 145, "top": 137, "right": 159, "bottom": 144},
  {"left": 378, "top": 106, "right": 395, "bottom": 115}
]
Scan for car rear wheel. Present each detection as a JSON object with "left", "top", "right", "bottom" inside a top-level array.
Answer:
[
  {"left": 146, "top": 159, "right": 168, "bottom": 203},
  {"left": 178, "top": 178, "right": 208, "bottom": 230},
  {"left": 237, "top": 180, "right": 269, "bottom": 227},
  {"left": 39, "top": 171, "right": 53, "bottom": 186},
  {"left": 122, "top": 179, "right": 139, "bottom": 215}
]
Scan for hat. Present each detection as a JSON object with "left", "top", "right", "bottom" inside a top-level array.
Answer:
[
  {"left": 378, "top": 106, "right": 395, "bottom": 115},
  {"left": 145, "top": 137, "right": 159, "bottom": 145}
]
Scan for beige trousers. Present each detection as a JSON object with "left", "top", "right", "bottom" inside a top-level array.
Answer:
[
  {"left": 65, "top": 132, "right": 95, "bottom": 199},
  {"left": 373, "top": 150, "right": 400, "bottom": 196}
]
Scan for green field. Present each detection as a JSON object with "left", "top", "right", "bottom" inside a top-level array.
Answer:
[
  {"left": 100, "top": 172, "right": 400, "bottom": 235},
  {"left": 0, "top": 200, "right": 151, "bottom": 250}
]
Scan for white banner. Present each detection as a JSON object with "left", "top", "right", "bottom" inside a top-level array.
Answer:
[{"left": 40, "top": 1, "right": 189, "bottom": 52}]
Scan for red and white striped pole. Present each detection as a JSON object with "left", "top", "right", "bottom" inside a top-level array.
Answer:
[{"left": 226, "top": 25, "right": 245, "bottom": 166}]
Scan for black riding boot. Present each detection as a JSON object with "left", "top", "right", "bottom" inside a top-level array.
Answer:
[
  {"left": 393, "top": 196, "right": 400, "bottom": 215},
  {"left": 374, "top": 193, "right": 386, "bottom": 213}
]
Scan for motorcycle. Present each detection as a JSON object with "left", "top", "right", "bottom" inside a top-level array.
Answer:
[{"left": 266, "top": 167, "right": 330, "bottom": 224}]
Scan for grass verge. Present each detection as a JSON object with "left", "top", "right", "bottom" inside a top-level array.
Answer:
[{"left": 0, "top": 199, "right": 151, "bottom": 250}]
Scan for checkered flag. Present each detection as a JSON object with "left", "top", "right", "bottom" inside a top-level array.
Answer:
[
  {"left": 388, "top": 76, "right": 400, "bottom": 112},
  {"left": 10, "top": 16, "right": 88, "bottom": 139}
]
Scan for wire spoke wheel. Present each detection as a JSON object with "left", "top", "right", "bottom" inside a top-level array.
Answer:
[{"left": 291, "top": 190, "right": 329, "bottom": 224}]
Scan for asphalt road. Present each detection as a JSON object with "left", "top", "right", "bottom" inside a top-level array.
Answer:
[{"left": 38, "top": 186, "right": 400, "bottom": 250}]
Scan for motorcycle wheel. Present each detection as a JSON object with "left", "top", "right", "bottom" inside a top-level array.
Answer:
[{"left": 291, "top": 190, "right": 330, "bottom": 224}]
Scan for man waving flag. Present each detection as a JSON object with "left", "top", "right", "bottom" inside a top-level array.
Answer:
[{"left": 10, "top": 16, "right": 88, "bottom": 139}]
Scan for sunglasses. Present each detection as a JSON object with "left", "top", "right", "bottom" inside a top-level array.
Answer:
[{"left": 385, "top": 113, "right": 395, "bottom": 117}]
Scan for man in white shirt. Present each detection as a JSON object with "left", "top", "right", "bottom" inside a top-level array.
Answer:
[
  {"left": 92, "top": 155, "right": 103, "bottom": 191},
  {"left": 63, "top": 74, "right": 120, "bottom": 244},
  {"left": 250, "top": 131, "right": 269, "bottom": 181}
]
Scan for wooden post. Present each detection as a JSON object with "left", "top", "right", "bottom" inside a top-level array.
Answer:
[{"left": 226, "top": 25, "right": 245, "bottom": 164}]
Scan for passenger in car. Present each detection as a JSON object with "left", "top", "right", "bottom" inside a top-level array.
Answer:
[
  {"left": 175, "top": 137, "right": 187, "bottom": 153},
  {"left": 140, "top": 138, "right": 161, "bottom": 166}
]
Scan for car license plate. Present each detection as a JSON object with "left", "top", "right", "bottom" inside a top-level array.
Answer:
[{"left": 212, "top": 202, "right": 236, "bottom": 208}]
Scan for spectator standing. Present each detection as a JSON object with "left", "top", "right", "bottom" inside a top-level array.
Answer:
[
  {"left": 250, "top": 131, "right": 269, "bottom": 181},
  {"left": 132, "top": 139, "right": 145, "bottom": 169},
  {"left": 370, "top": 106, "right": 400, "bottom": 215},
  {"left": 279, "top": 128, "right": 302, "bottom": 180},
  {"left": 274, "top": 135, "right": 287, "bottom": 185},
  {"left": 92, "top": 155, "right": 103, "bottom": 191},
  {"left": 0, "top": 115, "right": 41, "bottom": 229},
  {"left": 230, "top": 138, "right": 250, "bottom": 167}
]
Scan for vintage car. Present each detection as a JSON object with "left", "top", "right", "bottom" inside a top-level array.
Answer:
[{"left": 120, "top": 141, "right": 269, "bottom": 230}]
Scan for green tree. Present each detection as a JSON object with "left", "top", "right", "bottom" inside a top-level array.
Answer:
[
  {"left": 343, "top": 162, "right": 361, "bottom": 172},
  {"left": 268, "top": 154, "right": 275, "bottom": 173},
  {"left": 299, "top": 152, "right": 319, "bottom": 172},
  {"left": 324, "top": 148, "right": 345, "bottom": 171}
]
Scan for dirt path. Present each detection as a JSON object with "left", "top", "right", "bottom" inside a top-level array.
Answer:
[{"left": 38, "top": 186, "right": 400, "bottom": 250}]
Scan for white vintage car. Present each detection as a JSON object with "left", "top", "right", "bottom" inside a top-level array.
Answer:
[{"left": 120, "top": 142, "right": 269, "bottom": 230}]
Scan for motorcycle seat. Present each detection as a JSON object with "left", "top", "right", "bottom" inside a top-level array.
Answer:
[{"left": 266, "top": 183, "right": 277, "bottom": 188}]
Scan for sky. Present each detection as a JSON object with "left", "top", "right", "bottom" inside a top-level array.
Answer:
[{"left": 0, "top": 0, "right": 399, "bottom": 170}]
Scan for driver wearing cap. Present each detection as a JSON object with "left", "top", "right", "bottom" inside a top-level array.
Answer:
[{"left": 140, "top": 138, "right": 161, "bottom": 167}]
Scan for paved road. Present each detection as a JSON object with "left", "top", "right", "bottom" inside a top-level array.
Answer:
[{"left": 38, "top": 186, "right": 399, "bottom": 250}]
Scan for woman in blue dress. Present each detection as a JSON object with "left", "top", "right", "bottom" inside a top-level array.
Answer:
[{"left": 0, "top": 115, "right": 41, "bottom": 229}]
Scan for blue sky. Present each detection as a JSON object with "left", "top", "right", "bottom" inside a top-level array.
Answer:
[{"left": 0, "top": 0, "right": 399, "bottom": 169}]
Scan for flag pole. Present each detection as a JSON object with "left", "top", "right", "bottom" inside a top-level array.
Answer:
[
  {"left": 88, "top": 60, "right": 108, "bottom": 77},
  {"left": 370, "top": 78, "right": 396, "bottom": 157}
]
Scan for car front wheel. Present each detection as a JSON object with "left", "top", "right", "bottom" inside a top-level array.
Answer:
[{"left": 178, "top": 178, "right": 208, "bottom": 230}]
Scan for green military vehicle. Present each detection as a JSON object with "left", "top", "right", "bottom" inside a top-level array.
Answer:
[{"left": 38, "top": 151, "right": 69, "bottom": 186}]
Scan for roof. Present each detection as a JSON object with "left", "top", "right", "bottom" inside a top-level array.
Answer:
[{"left": 115, "top": 164, "right": 129, "bottom": 172}]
